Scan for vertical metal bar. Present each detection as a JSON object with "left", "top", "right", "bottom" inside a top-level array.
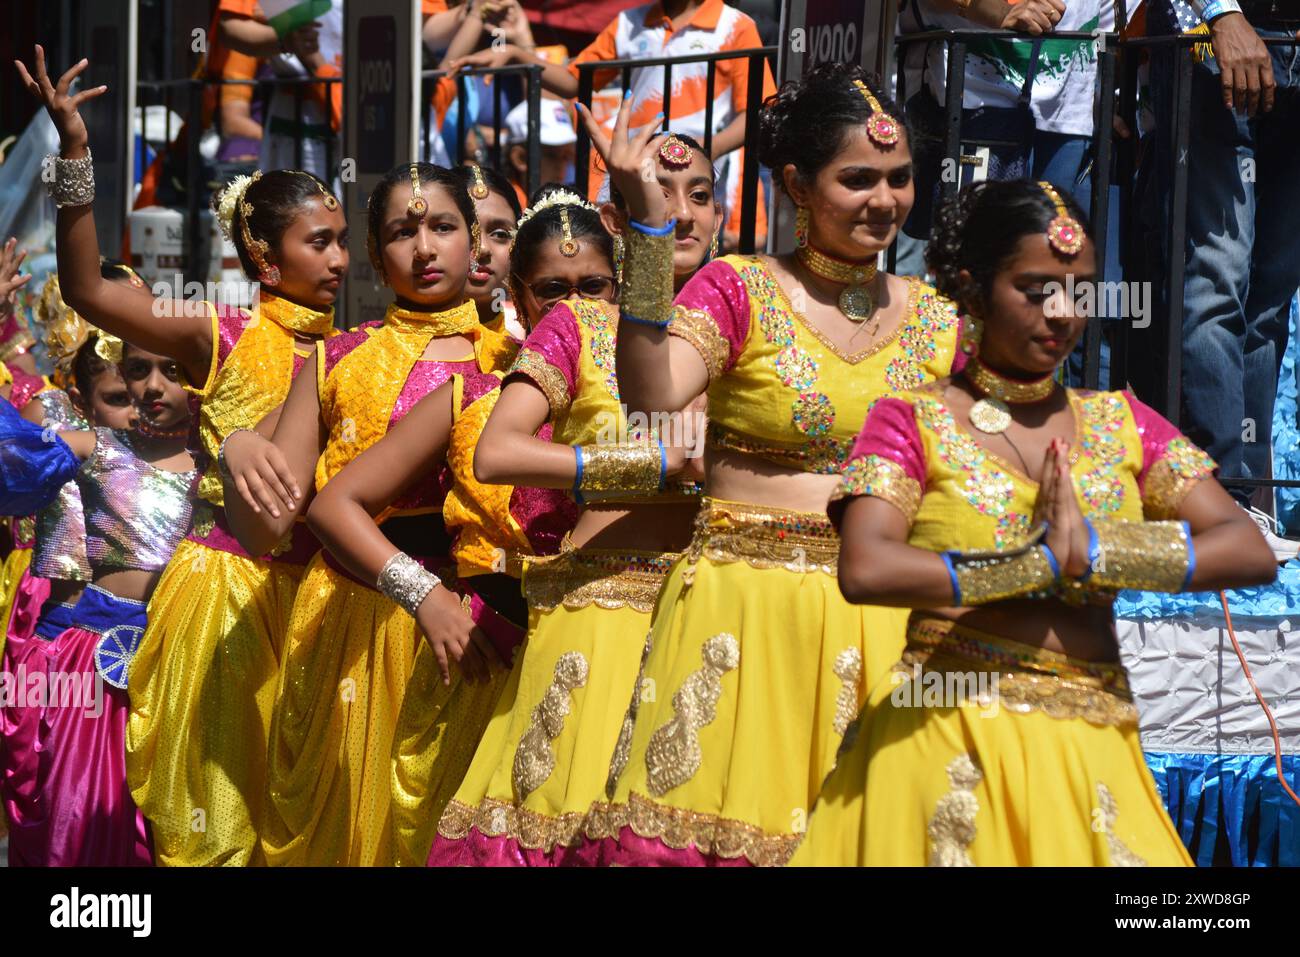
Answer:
[
  {"left": 456, "top": 73, "right": 468, "bottom": 165},
  {"left": 622, "top": 64, "right": 632, "bottom": 97},
  {"left": 662, "top": 61, "right": 672, "bottom": 129},
  {"left": 703, "top": 58, "right": 716, "bottom": 157},
  {"left": 293, "top": 80, "right": 304, "bottom": 169},
  {"left": 423, "top": 74, "right": 434, "bottom": 163},
  {"left": 1084, "top": 44, "right": 1116, "bottom": 390},
  {"left": 164, "top": 85, "right": 172, "bottom": 151},
  {"left": 942, "top": 41, "right": 966, "bottom": 203},
  {"left": 1165, "top": 45, "right": 1193, "bottom": 426},
  {"left": 186, "top": 79, "right": 203, "bottom": 288},
  {"left": 887, "top": 41, "right": 909, "bottom": 274},
  {"left": 526, "top": 66, "right": 542, "bottom": 199},
  {"left": 576, "top": 66, "right": 594, "bottom": 197},
  {"left": 1112, "top": 46, "right": 1140, "bottom": 392},
  {"left": 493, "top": 73, "right": 503, "bottom": 170},
  {"left": 738, "top": 52, "right": 764, "bottom": 255}
]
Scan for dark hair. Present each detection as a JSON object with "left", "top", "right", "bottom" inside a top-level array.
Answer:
[
  {"left": 72, "top": 336, "right": 113, "bottom": 401},
  {"left": 461, "top": 163, "right": 522, "bottom": 220},
  {"left": 609, "top": 131, "right": 715, "bottom": 210},
  {"left": 508, "top": 185, "right": 615, "bottom": 307},
  {"left": 99, "top": 257, "right": 134, "bottom": 281},
  {"left": 215, "top": 170, "right": 341, "bottom": 278},
  {"left": 759, "top": 62, "right": 908, "bottom": 197},
  {"left": 925, "top": 179, "right": 1095, "bottom": 314},
  {"left": 366, "top": 162, "right": 478, "bottom": 273}
]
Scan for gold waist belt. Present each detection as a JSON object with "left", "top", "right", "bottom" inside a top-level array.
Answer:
[
  {"left": 896, "top": 613, "right": 1137, "bottom": 728},
  {"left": 682, "top": 496, "right": 841, "bottom": 582},
  {"left": 707, "top": 421, "right": 852, "bottom": 475},
  {"left": 523, "top": 539, "right": 679, "bottom": 614}
]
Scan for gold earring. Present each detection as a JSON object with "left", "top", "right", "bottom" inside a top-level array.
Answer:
[
  {"left": 960, "top": 316, "right": 983, "bottom": 356},
  {"left": 794, "top": 206, "right": 809, "bottom": 248},
  {"left": 709, "top": 230, "right": 719, "bottom": 260}
]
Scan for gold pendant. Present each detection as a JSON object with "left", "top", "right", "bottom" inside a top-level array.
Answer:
[
  {"left": 838, "top": 283, "right": 874, "bottom": 323},
  {"left": 969, "top": 397, "right": 1011, "bottom": 434}
]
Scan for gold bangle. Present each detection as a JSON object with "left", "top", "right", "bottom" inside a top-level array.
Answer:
[
  {"left": 1086, "top": 519, "right": 1192, "bottom": 593},
  {"left": 578, "top": 442, "right": 664, "bottom": 498},
  {"left": 945, "top": 544, "right": 1059, "bottom": 605},
  {"left": 619, "top": 224, "right": 675, "bottom": 328}
]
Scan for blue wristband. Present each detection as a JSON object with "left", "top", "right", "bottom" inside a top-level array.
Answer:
[
  {"left": 1080, "top": 518, "right": 1100, "bottom": 583},
  {"left": 628, "top": 217, "right": 678, "bottom": 236},
  {"left": 1201, "top": 0, "right": 1242, "bottom": 24},
  {"left": 572, "top": 446, "right": 586, "bottom": 505},
  {"left": 1180, "top": 521, "right": 1197, "bottom": 591},
  {"left": 1039, "top": 543, "right": 1061, "bottom": 582},
  {"left": 657, "top": 439, "right": 667, "bottom": 490},
  {"left": 621, "top": 309, "right": 672, "bottom": 330},
  {"left": 940, "top": 552, "right": 962, "bottom": 606}
]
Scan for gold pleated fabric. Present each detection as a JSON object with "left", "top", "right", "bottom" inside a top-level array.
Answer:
[
  {"left": 261, "top": 555, "right": 509, "bottom": 866},
  {"left": 127, "top": 539, "right": 305, "bottom": 865},
  {"left": 0, "top": 544, "right": 33, "bottom": 663}
]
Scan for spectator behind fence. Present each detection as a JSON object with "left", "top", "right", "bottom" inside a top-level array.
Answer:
[
  {"left": 894, "top": 0, "right": 1137, "bottom": 278},
  {"left": 454, "top": 0, "right": 776, "bottom": 249},
  {"left": 1143, "top": 0, "right": 1300, "bottom": 558},
  {"left": 500, "top": 98, "right": 578, "bottom": 209}
]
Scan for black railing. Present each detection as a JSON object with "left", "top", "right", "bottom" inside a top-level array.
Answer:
[{"left": 573, "top": 46, "right": 777, "bottom": 255}]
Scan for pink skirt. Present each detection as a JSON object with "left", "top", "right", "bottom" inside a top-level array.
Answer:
[
  {"left": 1, "top": 586, "right": 151, "bottom": 866},
  {"left": 5, "top": 568, "right": 50, "bottom": 641}
]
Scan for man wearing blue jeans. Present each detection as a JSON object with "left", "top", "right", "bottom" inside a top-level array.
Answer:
[{"left": 1148, "top": 1, "right": 1300, "bottom": 554}]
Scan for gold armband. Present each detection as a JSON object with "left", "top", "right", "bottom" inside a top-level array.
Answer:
[
  {"left": 942, "top": 534, "right": 1061, "bottom": 606},
  {"left": 619, "top": 220, "right": 676, "bottom": 329},
  {"left": 574, "top": 441, "right": 666, "bottom": 504},
  {"left": 1081, "top": 518, "right": 1193, "bottom": 593}
]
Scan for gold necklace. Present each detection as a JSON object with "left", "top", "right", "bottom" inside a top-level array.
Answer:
[
  {"left": 965, "top": 356, "right": 1057, "bottom": 435},
  {"left": 796, "top": 245, "right": 878, "bottom": 324}
]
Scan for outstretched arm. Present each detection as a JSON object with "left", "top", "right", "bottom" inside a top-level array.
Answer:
[{"left": 15, "top": 47, "right": 212, "bottom": 383}]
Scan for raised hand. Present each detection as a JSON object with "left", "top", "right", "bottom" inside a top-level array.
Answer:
[
  {"left": 575, "top": 92, "right": 670, "bottom": 228},
  {"left": 0, "top": 238, "right": 32, "bottom": 307},
  {"left": 14, "top": 45, "right": 107, "bottom": 154}
]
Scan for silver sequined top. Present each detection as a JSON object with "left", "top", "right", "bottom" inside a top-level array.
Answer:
[
  {"left": 31, "top": 390, "right": 92, "bottom": 582},
  {"left": 76, "top": 428, "right": 198, "bottom": 574}
]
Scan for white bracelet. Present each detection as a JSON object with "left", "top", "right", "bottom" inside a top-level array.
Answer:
[
  {"left": 217, "top": 427, "right": 259, "bottom": 477},
  {"left": 376, "top": 552, "right": 441, "bottom": 618}
]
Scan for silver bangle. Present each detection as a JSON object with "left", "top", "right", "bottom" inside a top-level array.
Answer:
[
  {"left": 44, "top": 149, "right": 96, "bottom": 208},
  {"left": 217, "top": 427, "right": 259, "bottom": 477},
  {"left": 376, "top": 552, "right": 441, "bottom": 618}
]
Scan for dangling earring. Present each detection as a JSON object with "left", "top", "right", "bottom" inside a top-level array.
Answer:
[
  {"left": 960, "top": 315, "right": 983, "bottom": 356},
  {"left": 708, "top": 229, "right": 719, "bottom": 261},
  {"left": 795, "top": 206, "right": 809, "bottom": 248},
  {"left": 613, "top": 235, "right": 625, "bottom": 284},
  {"left": 260, "top": 265, "right": 281, "bottom": 287}
]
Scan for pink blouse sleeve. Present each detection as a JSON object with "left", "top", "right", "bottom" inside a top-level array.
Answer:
[
  {"left": 506, "top": 302, "right": 580, "bottom": 417},
  {"left": 828, "top": 396, "right": 927, "bottom": 529},
  {"left": 1124, "top": 391, "right": 1217, "bottom": 519},
  {"left": 668, "top": 258, "right": 751, "bottom": 383}
]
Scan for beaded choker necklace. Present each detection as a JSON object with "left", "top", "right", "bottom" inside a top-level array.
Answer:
[
  {"left": 964, "top": 356, "right": 1057, "bottom": 435},
  {"left": 795, "top": 245, "right": 879, "bottom": 323},
  {"left": 135, "top": 415, "right": 190, "bottom": 440}
]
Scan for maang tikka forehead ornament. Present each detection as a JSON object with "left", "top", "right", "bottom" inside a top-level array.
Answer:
[
  {"left": 407, "top": 164, "right": 427, "bottom": 218},
  {"left": 853, "top": 79, "right": 900, "bottom": 147},
  {"left": 658, "top": 133, "right": 693, "bottom": 170},
  {"left": 467, "top": 162, "right": 490, "bottom": 201},
  {"left": 1038, "top": 181, "right": 1084, "bottom": 257},
  {"left": 559, "top": 207, "right": 579, "bottom": 257}
]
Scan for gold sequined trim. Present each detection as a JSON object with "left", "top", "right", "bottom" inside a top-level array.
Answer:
[
  {"left": 669, "top": 305, "right": 730, "bottom": 381},
  {"left": 585, "top": 792, "right": 801, "bottom": 867},
  {"left": 1089, "top": 519, "right": 1190, "bottom": 593},
  {"left": 523, "top": 543, "right": 678, "bottom": 614},
  {"left": 507, "top": 348, "right": 571, "bottom": 417},
  {"left": 682, "top": 497, "right": 841, "bottom": 581},
  {"left": 1142, "top": 437, "right": 1216, "bottom": 520},
  {"left": 1096, "top": 782, "right": 1148, "bottom": 867},
  {"left": 927, "top": 754, "right": 982, "bottom": 866},
  {"left": 436, "top": 797, "right": 589, "bottom": 852},
  {"left": 832, "top": 454, "right": 922, "bottom": 523},
  {"left": 621, "top": 227, "right": 675, "bottom": 327},
  {"left": 512, "top": 651, "right": 590, "bottom": 800},
  {"left": 645, "top": 632, "right": 740, "bottom": 796},
  {"left": 831, "top": 647, "right": 863, "bottom": 736},
  {"left": 606, "top": 630, "right": 654, "bottom": 798},
  {"left": 707, "top": 420, "right": 853, "bottom": 475}
]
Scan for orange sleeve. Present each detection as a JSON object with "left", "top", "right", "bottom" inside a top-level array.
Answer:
[
  {"left": 218, "top": 0, "right": 260, "bottom": 17},
  {"left": 302, "top": 63, "right": 344, "bottom": 132},
  {"left": 220, "top": 50, "right": 259, "bottom": 105},
  {"left": 720, "top": 19, "right": 775, "bottom": 112},
  {"left": 431, "top": 75, "right": 458, "bottom": 127},
  {"left": 422, "top": 0, "right": 449, "bottom": 13},
  {"left": 567, "top": 17, "right": 621, "bottom": 91}
]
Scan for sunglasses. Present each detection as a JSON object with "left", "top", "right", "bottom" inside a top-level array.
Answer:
[{"left": 527, "top": 276, "right": 617, "bottom": 308}]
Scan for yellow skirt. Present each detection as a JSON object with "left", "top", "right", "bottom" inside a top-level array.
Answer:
[
  {"left": 589, "top": 497, "right": 908, "bottom": 866},
  {"left": 0, "top": 541, "right": 33, "bottom": 661},
  {"left": 430, "top": 545, "right": 675, "bottom": 866},
  {"left": 263, "top": 554, "right": 513, "bottom": 866},
  {"left": 127, "top": 538, "right": 305, "bottom": 866},
  {"left": 790, "top": 614, "right": 1194, "bottom": 867}
]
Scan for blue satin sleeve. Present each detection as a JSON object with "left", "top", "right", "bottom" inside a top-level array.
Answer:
[{"left": 0, "top": 396, "right": 82, "bottom": 515}]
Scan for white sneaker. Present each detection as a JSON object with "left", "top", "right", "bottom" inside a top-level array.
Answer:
[{"left": 1243, "top": 505, "right": 1300, "bottom": 564}]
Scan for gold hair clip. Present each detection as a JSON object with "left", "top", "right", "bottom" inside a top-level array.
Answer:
[
  {"left": 236, "top": 171, "right": 274, "bottom": 277},
  {"left": 1038, "top": 181, "right": 1084, "bottom": 257},
  {"left": 853, "top": 79, "right": 901, "bottom": 147},
  {"left": 658, "top": 134, "right": 693, "bottom": 170},
  {"left": 559, "top": 207, "right": 579, "bottom": 257},
  {"left": 299, "top": 171, "right": 339, "bottom": 211},
  {"left": 407, "top": 164, "right": 427, "bottom": 218},
  {"left": 467, "top": 163, "right": 490, "bottom": 201}
]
